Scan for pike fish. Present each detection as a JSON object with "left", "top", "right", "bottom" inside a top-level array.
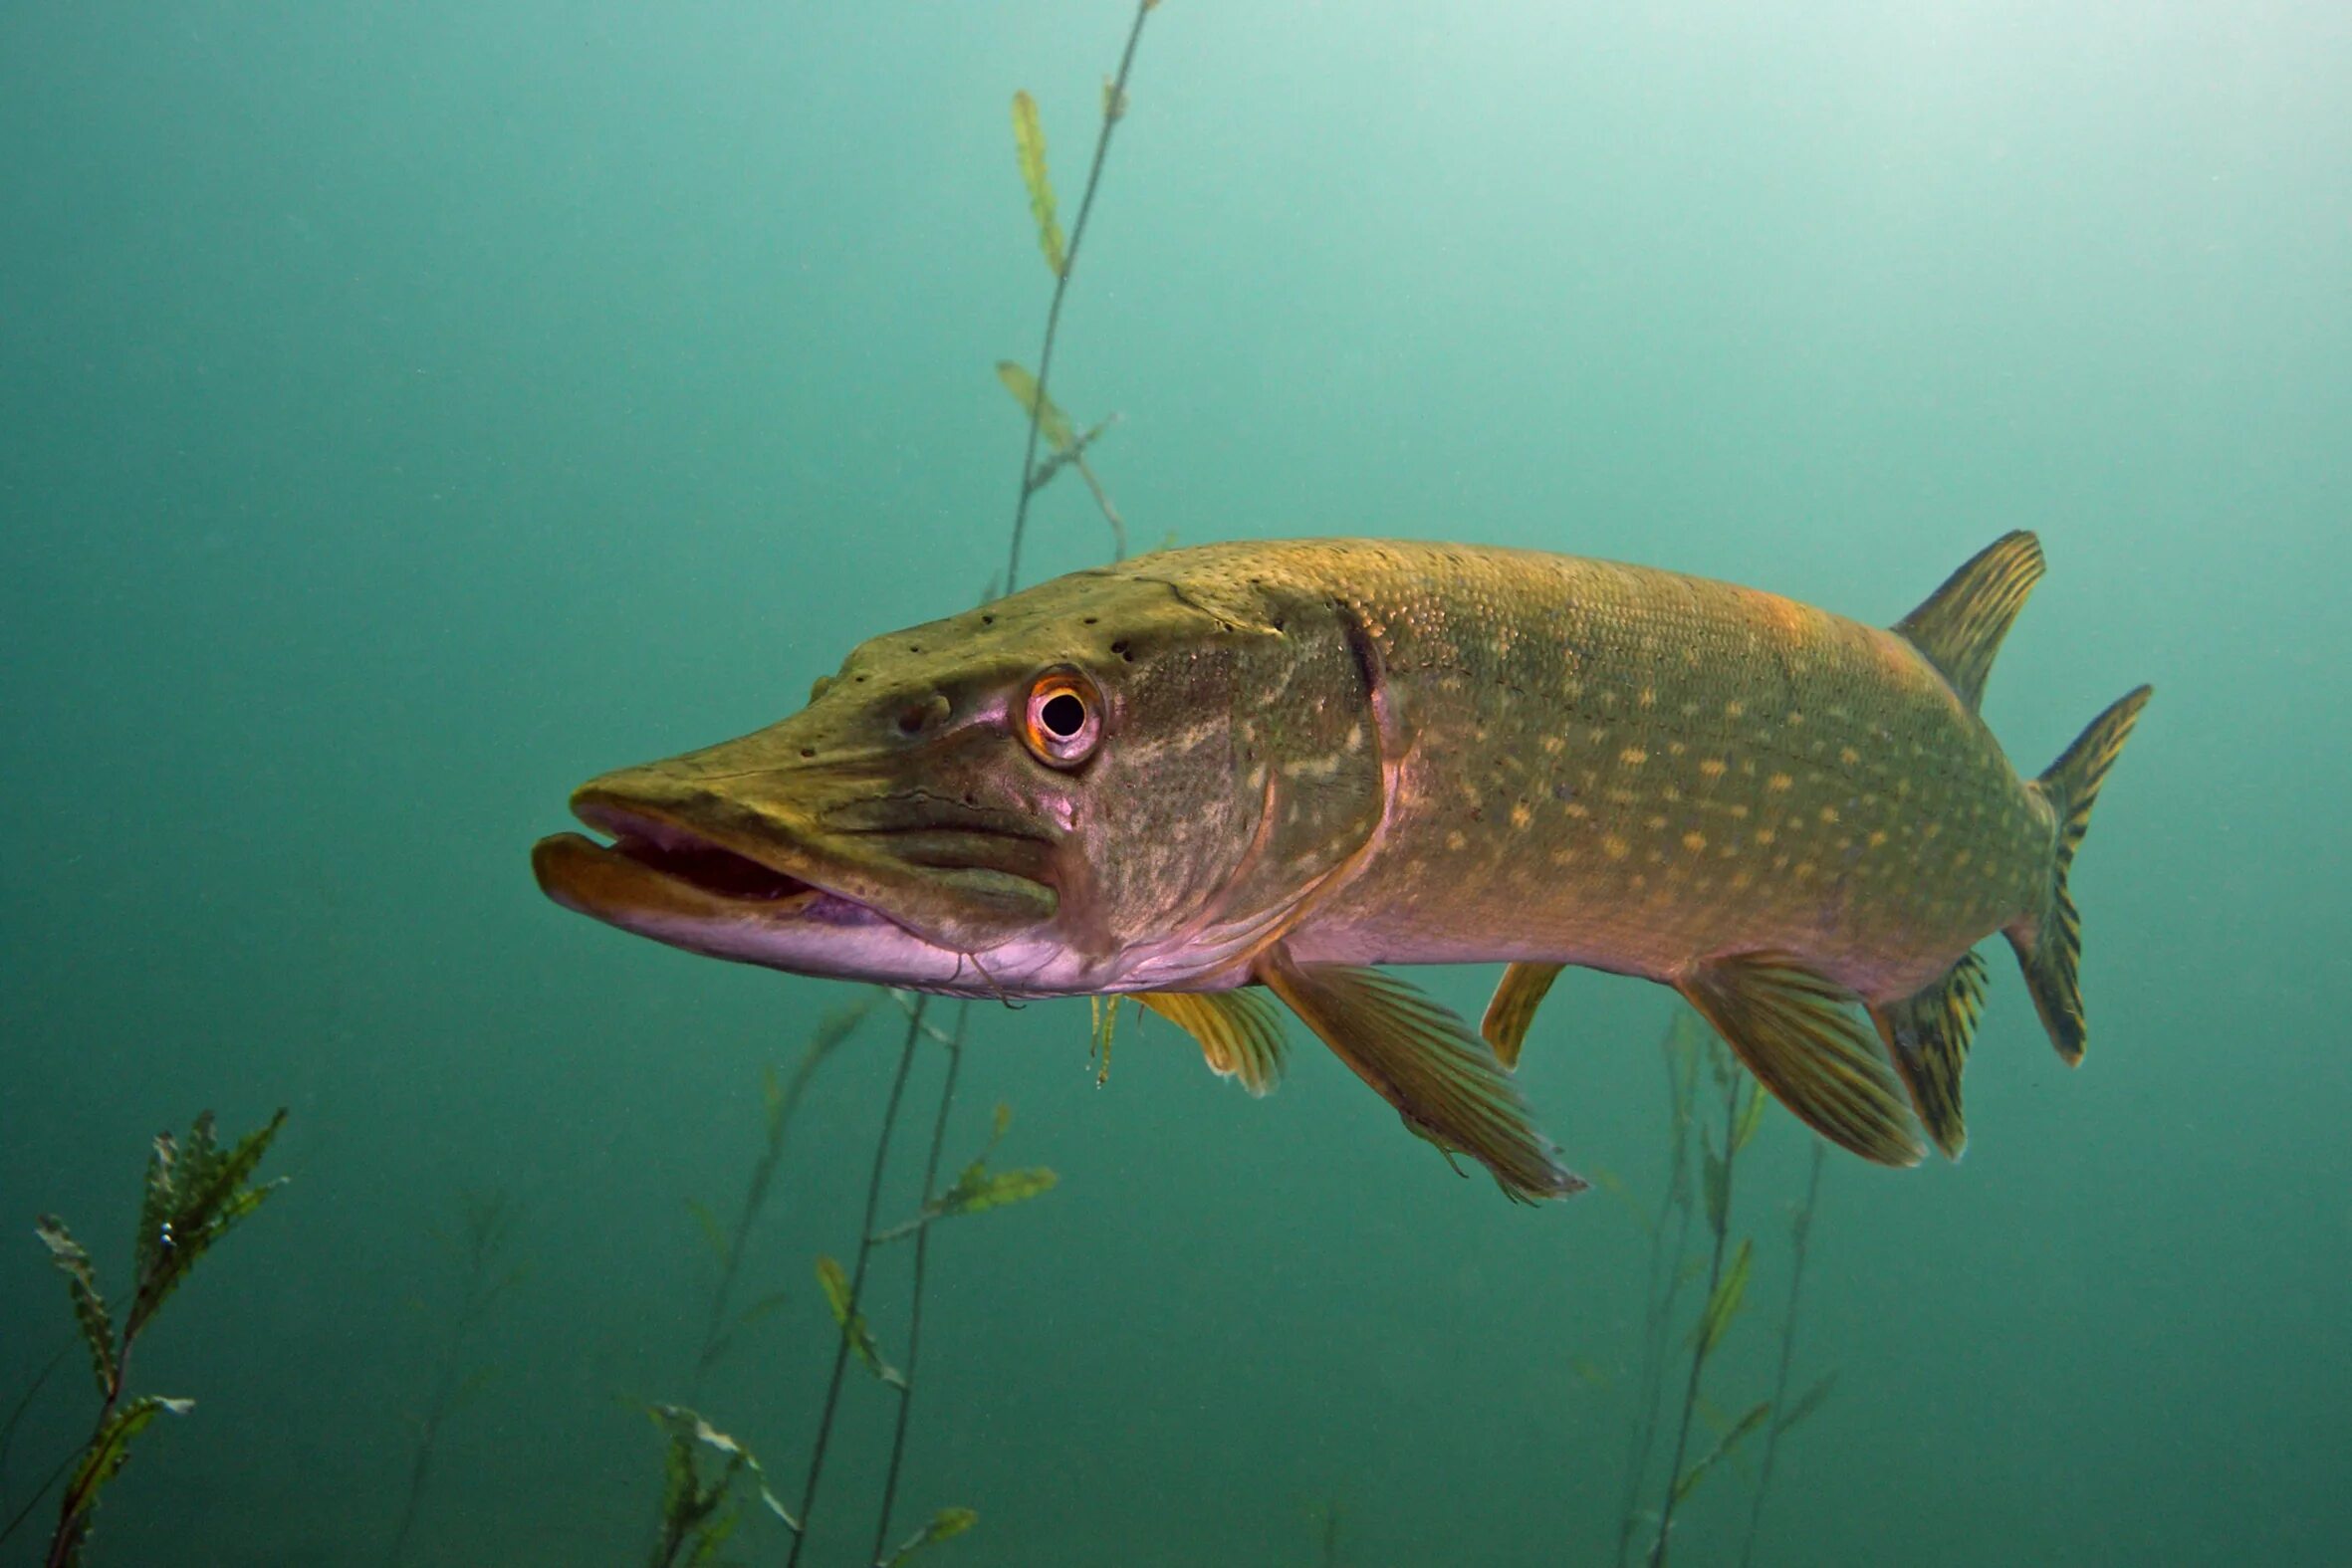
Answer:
[{"left": 533, "top": 535, "right": 2150, "bottom": 1201}]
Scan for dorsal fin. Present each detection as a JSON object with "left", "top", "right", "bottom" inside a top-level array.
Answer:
[{"left": 1892, "top": 531, "right": 2045, "bottom": 712}]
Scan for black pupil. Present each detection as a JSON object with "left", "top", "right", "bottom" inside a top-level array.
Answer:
[{"left": 1040, "top": 691, "right": 1086, "bottom": 740}]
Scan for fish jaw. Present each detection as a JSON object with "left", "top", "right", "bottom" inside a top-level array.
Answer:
[{"left": 532, "top": 733, "right": 1069, "bottom": 992}]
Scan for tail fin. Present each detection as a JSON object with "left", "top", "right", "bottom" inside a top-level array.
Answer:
[{"left": 2007, "top": 685, "right": 2154, "bottom": 1063}]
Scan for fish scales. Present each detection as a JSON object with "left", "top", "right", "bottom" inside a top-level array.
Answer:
[{"left": 1169, "top": 539, "right": 2051, "bottom": 1001}]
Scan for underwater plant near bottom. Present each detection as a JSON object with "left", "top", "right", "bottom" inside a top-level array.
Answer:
[
  {"left": 686, "top": 993, "right": 876, "bottom": 1396},
  {"left": 1644, "top": 1054, "right": 1769, "bottom": 1567},
  {"left": 644, "top": 1404, "right": 795, "bottom": 1568},
  {"left": 7, "top": 1109, "right": 288, "bottom": 1568},
  {"left": 385, "top": 1187, "right": 525, "bottom": 1568}
]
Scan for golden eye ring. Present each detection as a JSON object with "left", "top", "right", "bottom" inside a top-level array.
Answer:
[{"left": 1020, "top": 668, "right": 1103, "bottom": 767}]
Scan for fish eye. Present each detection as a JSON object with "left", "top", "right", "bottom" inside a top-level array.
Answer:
[{"left": 1020, "top": 668, "right": 1103, "bottom": 767}]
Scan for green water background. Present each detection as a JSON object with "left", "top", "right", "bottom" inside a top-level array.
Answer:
[{"left": 3, "top": 2, "right": 2345, "bottom": 1563}]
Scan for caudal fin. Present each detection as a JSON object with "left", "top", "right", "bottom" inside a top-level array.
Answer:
[{"left": 2007, "top": 685, "right": 2153, "bottom": 1064}]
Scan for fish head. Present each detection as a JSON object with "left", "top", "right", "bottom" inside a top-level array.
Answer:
[{"left": 532, "top": 559, "right": 1386, "bottom": 994}]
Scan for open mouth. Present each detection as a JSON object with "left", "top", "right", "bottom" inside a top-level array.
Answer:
[
  {"left": 595, "top": 815, "right": 816, "bottom": 903},
  {"left": 552, "top": 799, "right": 891, "bottom": 922}
]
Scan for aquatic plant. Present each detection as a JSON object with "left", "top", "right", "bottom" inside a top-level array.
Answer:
[
  {"left": 1306, "top": 1497, "right": 1345, "bottom": 1566},
  {"left": 785, "top": 996, "right": 1057, "bottom": 1568},
  {"left": 385, "top": 1187, "right": 524, "bottom": 1568},
  {"left": 1645, "top": 1048, "right": 1771, "bottom": 1567},
  {"left": 643, "top": 1404, "right": 794, "bottom": 1568},
  {"left": 1001, "top": 0, "right": 1162, "bottom": 588},
  {"left": 5, "top": 1109, "right": 287, "bottom": 1568},
  {"left": 1609, "top": 1013, "right": 1708, "bottom": 1568},
  {"left": 687, "top": 993, "right": 875, "bottom": 1393},
  {"left": 1736, "top": 1142, "right": 1836, "bottom": 1568},
  {"left": 0, "top": 1343, "right": 73, "bottom": 1526}
]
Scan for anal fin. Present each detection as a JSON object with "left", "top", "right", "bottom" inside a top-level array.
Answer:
[
  {"left": 1256, "top": 946, "right": 1585, "bottom": 1202},
  {"left": 1680, "top": 955, "right": 1926, "bottom": 1168},
  {"left": 1480, "top": 962, "right": 1566, "bottom": 1071},
  {"left": 1868, "top": 952, "right": 1989, "bottom": 1160},
  {"left": 1135, "top": 990, "right": 1288, "bottom": 1096}
]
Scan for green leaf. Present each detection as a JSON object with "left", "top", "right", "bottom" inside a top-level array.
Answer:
[
  {"left": 132, "top": 1129, "right": 180, "bottom": 1285},
  {"left": 1009, "top": 92, "right": 1065, "bottom": 276},
  {"left": 35, "top": 1217, "right": 115, "bottom": 1398},
  {"left": 646, "top": 1403, "right": 800, "bottom": 1558},
  {"left": 880, "top": 1506, "right": 979, "bottom": 1567},
  {"left": 1702, "top": 1135, "right": 1730, "bottom": 1234},
  {"left": 1693, "top": 1238, "right": 1754, "bottom": 1360},
  {"left": 1773, "top": 1371, "right": 1839, "bottom": 1438},
  {"left": 996, "top": 362, "right": 1076, "bottom": 454},
  {"left": 51, "top": 1393, "right": 195, "bottom": 1564},
  {"left": 933, "top": 1165, "right": 1058, "bottom": 1221},
  {"left": 816, "top": 1256, "right": 903, "bottom": 1388},
  {"left": 761, "top": 1061, "right": 788, "bottom": 1138},
  {"left": 1670, "top": 1401, "right": 1770, "bottom": 1506},
  {"left": 686, "top": 1199, "right": 731, "bottom": 1265},
  {"left": 1733, "top": 1081, "right": 1768, "bottom": 1152},
  {"left": 120, "top": 1109, "right": 289, "bottom": 1342}
]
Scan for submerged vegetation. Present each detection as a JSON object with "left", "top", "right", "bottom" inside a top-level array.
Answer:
[
  {"left": 687, "top": 994, "right": 875, "bottom": 1393},
  {"left": 3, "top": 1110, "right": 287, "bottom": 1568},
  {"left": 386, "top": 1188, "right": 525, "bottom": 1567},
  {"left": 1601, "top": 1014, "right": 1843, "bottom": 1567},
  {"left": 1000, "top": 0, "right": 1162, "bottom": 584}
]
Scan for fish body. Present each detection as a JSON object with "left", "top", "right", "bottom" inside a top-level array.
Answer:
[{"left": 534, "top": 535, "right": 2149, "bottom": 1200}]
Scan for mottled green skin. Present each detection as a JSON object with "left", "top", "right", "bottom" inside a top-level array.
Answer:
[{"left": 1141, "top": 540, "right": 2056, "bottom": 1004}]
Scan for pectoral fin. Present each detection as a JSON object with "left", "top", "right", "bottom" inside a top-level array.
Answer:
[
  {"left": 1256, "top": 946, "right": 1585, "bottom": 1202},
  {"left": 1135, "top": 990, "right": 1288, "bottom": 1096},
  {"left": 1480, "top": 961, "right": 1566, "bottom": 1071},
  {"left": 1679, "top": 955, "right": 1926, "bottom": 1168},
  {"left": 1868, "top": 951, "right": 1988, "bottom": 1160}
]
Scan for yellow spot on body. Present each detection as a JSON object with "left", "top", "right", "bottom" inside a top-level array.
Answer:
[
  {"left": 1638, "top": 687, "right": 1657, "bottom": 709},
  {"left": 1446, "top": 830, "right": 1468, "bottom": 851},
  {"left": 1682, "top": 830, "right": 1707, "bottom": 852},
  {"left": 1793, "top": 861, "right": 1816, "bottom": 880},
  {"left": 1511, "top": 803, "right": 1532, "bottom": 829},
  {"left": 1868, "top": 829, "right": 1888, "bottom": 848},
  {"left": 1602, "top": 834, "right": 1630, "bottom": 860},
  {"left": 1542, "top": 735, "right": 1565, "bottom": 755},
  {"left": 1819, "top": 805, "right": 1840, "bottom": 824},
  {"left": 1755, "top": 826, "right": 1776, "bottom": 846},
  {"left": 1840, "top": 746, "right": 1861, "bottom": 766},
  {"left": 1725, "top": 700, "right": 1746, "bottom": 719},
  {"left": 1700, "top": 758, "right": 1727, "bottom": 779},
  {"left": 1620, "top": 747, "right": 1649, "bottom": 767},
  {"left": 1564, "top": 801, "right": 1590, "bottom": 819},
  {"left": 1730, "top": 870, "right": 1753, "bottom": 891},
  {"left": 1646, "top": 814, "right": 1669, "bottom": 830},
  {"left": 1767, "top": 774, "right": 1793, "bottom": 792}
]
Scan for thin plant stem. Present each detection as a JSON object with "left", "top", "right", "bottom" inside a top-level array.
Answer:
[
  {"left": 0, "top": 1343, "right": 70, "bottom": 1523},
  {"left": 1613, "top": 1034, "right": 1701, "bottom": 1568},
  {"left": 1646, "top": 1075, "right": 1746, "bottom": 1568},
  {"left": 1737, "top": 1141, "right": 1826, "bottom": 1568},
  {"left": 1004, "top": 0, "right": 1156, "bottom": 595},
  {"left": 786, "top": 997, "right": 924, "bottom": 1568},
  {"left": 387, "top": 1192, "right": 515, "bottom": 1568},
  {"left": 689, "top": 1018, "right": 847, "bottom": 1397},
  {"left": 869, "top": 1001, "right": 969, "bottom": 1565}
]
